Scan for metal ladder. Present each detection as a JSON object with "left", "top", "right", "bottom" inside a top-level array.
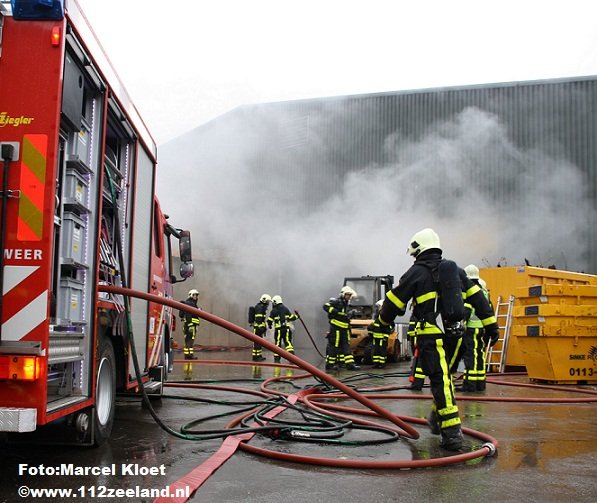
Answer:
[{"left": 486, "top": 295, "right": 514, "bottom": 374}]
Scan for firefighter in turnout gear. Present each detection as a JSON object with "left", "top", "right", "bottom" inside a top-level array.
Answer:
[
  {"left": 323, "top": 286, "right": 361, "bottom": 371},
  {"left": 180, "top": 289, "right": 201, "bottom": 360},
  {"left": 460, "top": 265, "right": 492, "bottom": 391},
  {"left": 249, "top": 294, "right": 271, "bottom": 361},
  {"left": 376, "top": 228, "right": 499, "bottom": 451},
  {"left": 267, "top": 296, "right": 299, "bottom": 363},
  {"left": 368, "top": 300, "right": 393, "bottom": 368}
]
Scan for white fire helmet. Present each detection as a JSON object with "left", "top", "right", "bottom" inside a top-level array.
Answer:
[
  {"left": 340, "top": 286, "right": 357, "bottom": 298},
  {"left": 188, "top": 289, "right": 199, "bottom": 297},
  {"left": 260, "top": 293, "right": 272, "bottom": 303},
  {"left": 272, "top": 295, "right": 283, "bottom": 305},
  {"left": 407, "top": 228, "right": 441, "bottom": 257},
  {"left": 464, "top": 264, "right": 480, "bottom": 280}
]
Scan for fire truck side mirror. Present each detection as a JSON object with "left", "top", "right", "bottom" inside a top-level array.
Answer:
[
  {"left": 179, "top": 262, "right": 194, "bottom": 279},
  {"left": 179, "top": 230, "right": 192, "bottom": 263},
  {"left": 178, "top": 230, "right": 194, "bottom": 280}
]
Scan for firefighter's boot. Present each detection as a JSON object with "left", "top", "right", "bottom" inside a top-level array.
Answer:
[
  {"left": 346, "top": 363, "right": 360, "bottom": 371},
  {"left": 274, "top": 356, "right": 281, "bottom": 363},
  {"left": 476, "top": 380, "right": 487, "bottom": 391},
  {"left": 440, "top": 426, "right": 463, "bottom": 451},
  {"left": 461, "top": 380, "right": 477, "bottom": 392},
  {"left": 409, "top": 375, "right": 424, "bottom": 390},
  {"left": 427, "top": 410, "right": 441, "bottom": 435}
]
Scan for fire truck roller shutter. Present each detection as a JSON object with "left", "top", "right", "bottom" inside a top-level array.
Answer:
[{"left": 128, "top": 144, "right": 154, "bottom": 376}]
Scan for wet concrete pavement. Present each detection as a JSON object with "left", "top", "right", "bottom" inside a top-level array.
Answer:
[{"left": 1, "top": 349, "right": 596, "bottom": 503}]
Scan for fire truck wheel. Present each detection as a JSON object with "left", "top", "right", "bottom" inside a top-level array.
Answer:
[
  {"left": 165, "top": 333, "right": 174, "bottom": 376},
  {"left": 93, "top": 334, "right": 116, "bottom": 446}
]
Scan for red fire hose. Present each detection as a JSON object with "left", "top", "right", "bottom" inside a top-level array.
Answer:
[
  {"left": 98, "top": 285, "right": 418, "bottom": 438},
  {"left": 98, "top": 285, "right": 500, "bottom": 502}
]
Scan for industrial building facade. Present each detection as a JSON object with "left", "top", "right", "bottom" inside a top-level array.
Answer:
[{"left": 239, "top": 76, "right": 597, "bottom": 274}]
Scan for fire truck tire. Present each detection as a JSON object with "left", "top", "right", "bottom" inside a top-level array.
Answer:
[
  {"left": 93, "top": 334, "right": 116, "bottom": 446},
  {"left": 165, "top": 331, "right": 174, "bottom": 376}
]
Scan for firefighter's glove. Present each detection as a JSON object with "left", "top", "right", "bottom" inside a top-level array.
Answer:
[
  {"left": 367, "top": 322, "right": 376, "bottom": 332},
  {"left": 485, "top": 325, "right": 500, "bottom": 347}
]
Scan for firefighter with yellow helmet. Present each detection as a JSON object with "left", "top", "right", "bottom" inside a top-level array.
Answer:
[
  {"left": 249, "top": 294, "right": 271, "bottom": 361},
  {"left": 323, "top": 286, "right": 361, "bottom": 371},
  {"left": 267, "top": 295, "right": 299, "bottom": 363},
  {"left": 461, "top": 264, "right": 493, "bottom": 391},
  {"left": 180, "top": 289, "right": 201, "bottom": 360},
  {"left": 376, "top": 228, "right": 499, "bottom": 450},
  {"left": 367, "top": 299, "right": 393, "bottom": 369}
]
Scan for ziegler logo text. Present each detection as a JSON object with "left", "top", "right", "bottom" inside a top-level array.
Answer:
[{"left": 0, "top": 112, "right": 35, "bottom": 127}]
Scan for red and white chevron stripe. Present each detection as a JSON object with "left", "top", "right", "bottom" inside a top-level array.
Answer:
[{"left": 2, "top": 265, "right": 48, "bottom": 343}]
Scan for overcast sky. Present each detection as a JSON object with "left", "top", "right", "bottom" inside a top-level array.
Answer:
[{"left": 76, "top": 0, "right": 597, "bottom": 146}]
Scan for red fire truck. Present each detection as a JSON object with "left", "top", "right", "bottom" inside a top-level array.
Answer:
[{"left": 0, "top": 0, "right": 193, "bottom": 445}]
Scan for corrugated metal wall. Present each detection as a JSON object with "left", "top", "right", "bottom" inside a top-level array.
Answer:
[{"left": 245, "top": 76, "right": 597, "bottom": 274}]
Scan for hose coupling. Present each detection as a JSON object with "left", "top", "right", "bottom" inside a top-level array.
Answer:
[{"left": 482, "top": 442, "right": 497, "bottom": 457}]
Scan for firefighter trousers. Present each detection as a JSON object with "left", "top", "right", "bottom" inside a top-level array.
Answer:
[
  {"left": 462, "top": 327, "right": 487, "bottom": 390},
  {"left": 409, "top": 336, "right": 426, "bottom": 388},
  {"left": 444, "top": 334, "right": 464, "bottom": 374},
  {"left": 252, "top": 326, "right": 266, "bottom": 359},
  {"left": 418, "top": 334, "right": 461, "bottom": 431},
  {"left": 372, "top": 333, "right": 389, "bottom": 365},
  {"left": 326, "top": 326, "right": 355, "bottom": 366},
  {"left": 274, "top": 326, "right": 294, "bottom": 357},
  {"left": 183, "top": 322, "right": 198, "bottom": 359}
]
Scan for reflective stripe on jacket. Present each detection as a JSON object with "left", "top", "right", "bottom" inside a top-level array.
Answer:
[
  {"left": 267, "top": 304, "right": 298, "bottom": 329},
  {"left": 323, "top": 296, "right": 351, "bottom": 329}
]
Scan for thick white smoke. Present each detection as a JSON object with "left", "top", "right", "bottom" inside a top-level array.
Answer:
[{"left": 157, "top": 106, "right": 594, "bottom": 346}]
